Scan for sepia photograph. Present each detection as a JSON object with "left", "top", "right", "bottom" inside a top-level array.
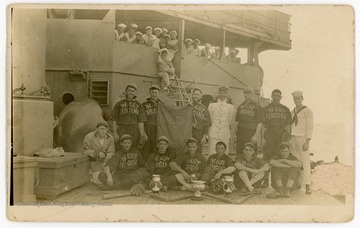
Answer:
[{"left": 6, "top": 3, "right": 355, "bottom": 222}]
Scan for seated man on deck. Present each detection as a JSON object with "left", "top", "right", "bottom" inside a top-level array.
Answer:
[
  {"left": 169, "top": 138, "right": 207, "bottom": 191},
  {"left": 98, "top": 134, "right": 149, "bottom": 190},
  {"left": 157, "top": 48, "right": 175, "bottom": 92},
  {"left": 201, "top": 141, "right": 236, "bottom": 193},
  {"left": 114, "top": 23, "right": 127, "bottom": 41},
  {"left": 145, "top": 136, "right": 178, "bottom": 192},
  {"left": 82, "top": 121, "right": 115, "bottom": 185},
  {"left": 267, "top": 142, "right": 303, "bottom": 198},
  {"left": 133, "top": 31, "right": 145, "bottom": 45},
  {"left": 234, "top": 142, "right": 270, "bottom": 195}
]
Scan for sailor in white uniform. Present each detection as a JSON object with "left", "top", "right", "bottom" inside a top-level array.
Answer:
[
  {"left": 208, "top": 85, "right": 235, "bottom": 155},
  {"left": 290, "top": 90, "right": 313, "bottom": 194}
]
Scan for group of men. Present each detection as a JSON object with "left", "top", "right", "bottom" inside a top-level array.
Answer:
[
  {"left": 82, "top": 83, "right": 313, "bottom": 198},
  {"left": 114, "top": 23, "right": 179, "bottom": 56}
]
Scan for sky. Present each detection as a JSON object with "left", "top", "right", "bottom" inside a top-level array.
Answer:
[{"left": 259, "top": 6, "right": 354, "bottom": 164}]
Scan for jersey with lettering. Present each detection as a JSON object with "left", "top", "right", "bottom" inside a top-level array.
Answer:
[
  {"left": 262, "top": 102, "right": 292, "bottom": 129},
  {"left": 174, "top": 151, "right": 206, "bottom": 175},
  {"left": 146, "top": 149, "right": 176, "bottom": 175},
  {"left": 111, "top": 98, "right": 147, "bottom": 125},
  {"left": 193, "top": 102, "right": 211, "bottom": 131},
  {"left": 271, "top": 153, "right": 302, "bottom": 165},
  {"left": 235, "top": 155, "right": 267, "bottom": 170},
  {"left": 235, "top": 100, "right": 264, "bottom": 130},
  {"left": 142, "top": 98, "right": 162, "bottom": 126},
  {"left": 207, "top": 154, "right": 234, "bottom": 173},
  {"left": 106, "top": 147, "right": 144, "bottom": 174}
]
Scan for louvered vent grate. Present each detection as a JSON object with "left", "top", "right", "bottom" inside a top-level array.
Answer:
[{"left": 90, "top": 80, "right": 109, "bottom": 105}]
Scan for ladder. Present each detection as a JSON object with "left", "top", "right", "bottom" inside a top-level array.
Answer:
[{"left": 168, "top": 77, "right": 193, "bottom": 106}]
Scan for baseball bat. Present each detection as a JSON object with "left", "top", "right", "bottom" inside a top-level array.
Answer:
[
  {"left": 202, "top": 192, "right": 234, "bottom": 204},
  {"left": 102, "top": 192, "right": 133, "bottom": 200}
]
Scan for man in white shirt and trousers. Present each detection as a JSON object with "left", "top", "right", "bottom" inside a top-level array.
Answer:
[
  {"left": 290, "top": 90, "right": 313, "bottom": 194},
  {"left": 208, "top": 85, "right": 235, "bottom": 155}
]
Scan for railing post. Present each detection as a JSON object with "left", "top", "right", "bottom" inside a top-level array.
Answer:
[
  {"left": 174, "top": 19, "right": 185, "bottom": 78},
  {"left": 221, "top": 30, "right": 226, "bottom": 59}
]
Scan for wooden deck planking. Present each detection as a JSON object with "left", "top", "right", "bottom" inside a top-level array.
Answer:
[{"left": 36, "top": 182, "right": 344, "bottom": 206}]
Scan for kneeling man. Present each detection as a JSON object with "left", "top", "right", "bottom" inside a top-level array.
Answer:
[
  {"left": 169, "top": 138, "right": 207, "bottom": 190},
  {"left": 269, "top": 142, "right": 302, "bottom": 198},
  {"left": 98, "top": 134, "right": 148, "bottom": 190}
]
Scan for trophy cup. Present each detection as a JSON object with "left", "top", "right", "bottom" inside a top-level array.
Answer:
[
  {"left": 191, "top": 180, "right": 206, "bottom": 201},
  {"left": 149, "top": 174, "right": 162, "bottom": 193},
  {"left": 222, "top": 176, "right": 235, "bottom": 196}
]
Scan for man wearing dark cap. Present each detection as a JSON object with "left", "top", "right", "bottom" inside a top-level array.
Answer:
[
  {"left": 234, "top": 142, "right": 270, "bottom": 194},
  {"left": 169, "top": 138, "right": 207, "bottom": 190},
  {"left": 98, "top": 134, "right": 148, "bottom": 190},
  {"left": 82, "top": 121, "right": 116, "bottom": 185},
  {"left": 191, "top": 88, "right": 211, "bottom": 154},
  {"left": 145, "top": 136, "right": 178, "bottom": 191},
  {"left": 235, "top": 86, "right": 263, "bottom": 156},
  {"left": 142, "top": 85, "right": 163, "bottom": 160},
  {"left": 201, "top": 141, "right": 235, "bottom": 193},
  {"left": 268, "top": 142, "right": 303, "bottom": 198},
  {"left": 261, "top": 89, "right": 292, "bottom": 162},
  {"left": 111, "top": 84, "right": 147, "bottom": 150}
]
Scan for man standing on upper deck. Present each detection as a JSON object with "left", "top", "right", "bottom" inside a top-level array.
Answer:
[
  {"left": 124, "top": 23, "right": 138, "bottom": 43},
  {"left": 143, "top": 26, "right": 158, "bottom": 48},
  {"left": 193, "top": 39, "right": 202, "bottom": 56},
  {"left": 261, "top": 89, "right": 292, "bottom": 163},
  {"left": 235, "top": 87, "right": 263, "bottom": 156},
  {"left": 192, "top": 88, "right": 211, "bottom": 154},
  {"left": 111, "top": 84, "right": 148, "bottom": 150},
  {"left": 115, "top": 23, "right": 127, "bottom": 41},
  {"left": 159, "top": 28, "right": 169, "bottom": 49},
  {"left": 208, "top": 85, "right": 235, "bottom": 155},
  {"left": 142, "top": 85, "right": 163, "bottom": 161},
  {"left": 290, "top": 90, "right": 313, "bottom": 194}
]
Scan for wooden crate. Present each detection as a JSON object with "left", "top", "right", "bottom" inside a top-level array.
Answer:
[{"left": 34, "top": 153, "right": 90, "bottom": 200}]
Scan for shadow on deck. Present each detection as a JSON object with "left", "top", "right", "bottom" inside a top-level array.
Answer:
[{"left": 36, "top": 182, "right": 345, "bottom": 205}]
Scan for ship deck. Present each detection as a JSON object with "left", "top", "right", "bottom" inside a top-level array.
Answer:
[{"left": 36, "top": 182, "right": 345, "bottom": 206}]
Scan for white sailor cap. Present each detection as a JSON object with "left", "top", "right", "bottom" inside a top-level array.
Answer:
[
  {"left": 158, "top": 48, "right": 169, "bottom": 54},
  {"left": 162, "top": 28, "right": 169, "bottom": 33},
  {"left": 164, "top": 34, "right": 171, "bottom": 39},
  {"left": 130, "top": 23, "right": 138, "bottom": 28},
  {"left": 194, "top": 39, "right": 201, "bottom": 44},
  {"left": 292, "top": 90, "right": 303, "bottom": 97},
  {"left": 218, "top": 85, "right": 230, "bottom": 91},
  {"left": 135, "top": 31, "right": 142, "bottom": 35},
  {"left": 169, "top": 30, "right": 177, "bottom": 36},
  {"left": 117, "top": 23, "right": 127, "bottom": 28},
  {"left": 185, "top": 38, "right": 193, "bottom": 43},
  {"left": 154, "top": 27, "right": 162, "bottom": 33},
  {"left": 146, "top": 26, "right": 153, "bottom": 30}
]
